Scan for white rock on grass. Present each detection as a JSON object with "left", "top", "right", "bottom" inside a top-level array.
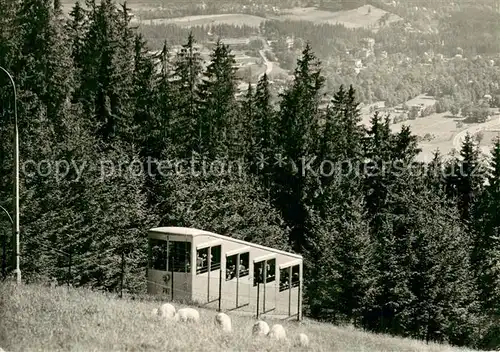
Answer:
[
  {"left": 214, "top": 312, "right": 232, "bottom": 332},
  {"left": 174, "top": 307, "right": 200, "bottom": 323},
  {"left": 252, "top": 320, "right": 270, "bottom": 336},
  {"left": 158, "top": 303, "right": 176, "bottom": 319},
  {"left": 268, "top": 324, "right": 287, "bottom": 341},
  {"left": 297, "top": 333, "right": 309, "bottom": 347}
]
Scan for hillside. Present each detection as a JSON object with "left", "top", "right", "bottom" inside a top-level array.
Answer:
[
  {"left": 124, "top": 4, "right": 402, "bottom": 31},
  {"left": 0, "top": 282, "right": 479, "bottom": 352},
  {"left": 4, "top": 1, "right": 500, "bottom": 351},
  {"left": 135, "top": 13, "right": 267, "bottom": 28},
  {"left": 270, "top": 5, "right": 402, "bottom": 30}
]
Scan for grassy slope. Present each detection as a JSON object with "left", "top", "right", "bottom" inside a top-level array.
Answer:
[
  {"left": 142, "top": 14, "right": 267, "bottom": 28},
  {"left": 0, "top": 282, "right": 478, "bottom": 352},
  {"left": 59, "top": 1, "right": 400, "bottom": 30},
  {"left": 274, "top": 5, "right": 402, "bottom": 29}
]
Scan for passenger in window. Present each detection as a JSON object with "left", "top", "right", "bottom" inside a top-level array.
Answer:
[{"left": 239, "top": 260, "right": 246, "bottom": 273}]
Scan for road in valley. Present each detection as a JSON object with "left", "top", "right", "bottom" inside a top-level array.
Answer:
[
  {"left": 258, "top": 49, "right": 273, "bottom": 81},
  {"left": 452, "top": 117, "right": 500, "bottom": 152}
]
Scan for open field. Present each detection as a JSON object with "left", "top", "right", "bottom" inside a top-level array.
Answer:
[
  {"left": 404, "top": 94, "right": 438, "bottom": 108},
  {"left": 469, "top": 120, "right": 500, "bottom": 156},
  {"left": 359, "top": 101, "right": 386, "bottom": 126},
  {"left": 480, "top": 129, "right": 500, "bottom": 145},
  {"left": 361, "top": 102, "right": 461, "bottom": 162},
  {"left": 0, "top": 282, "right": 478, "bottom": 352},
  {"left": 60, "top": 1, "right": 162, "bottom": 16},
  {"left": 270, "top": 5, "right": 402, "bottom": 29},
  {"left": 361, "top": 100, "right": 500, "bottom": 162},
  {"left": 359, "top": 95, "right": 500, "bottom": 162},
  {"left": 59, "top": 0, "right": 402, "bottom": 32},
  {"left": 390, "top": 113, "right": 500, "bottom": 162},
  {"left": 391, "top": 112, "right": 469, "bottom": 162},
  {"left": 132, "top": 13, "right": 267, "bottom": 28},
  {"left": 121, "top": 4, "right": 401, "bottom": 30}
]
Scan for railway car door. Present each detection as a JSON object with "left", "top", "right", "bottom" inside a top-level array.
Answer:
[
  {"left": 263, "top": 258, "right": 276, "bottom": 314},
  {"left": 236, "top": 251, "right": 251, "bottom": 308},
  {"left": 226, "top": 251, "right": 251, "bottom": 310},
  {"left": 208, "top": 245, "right": 221, "bottom": 303},
  {"left": 253, "top": 257, "right": 276, "bottom": 316},
  {"left": 253, "top": 260, "right": 265, "bottom": 315},
  {"left": 289, "top": 264, "right": 300, "bottom": 317}
]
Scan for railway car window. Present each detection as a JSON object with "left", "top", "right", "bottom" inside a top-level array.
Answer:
[
  {"left": 210, "top": 245, "right": 221, "bottom": 271},
  {"left": 168, "top": 241, "right": 191, "bottom": 273},
  {"left": 149, "top": 238, "right": 168, "bottom": 271},
  {"left": 239, "top": 252, "right": 249, "bottom": 278},
  {"left": 226, "top": 251, "right": 250, "bottom": 280},
  {"left": 196, "top": 247, "right": 209, "bottom": 274},
  {"left": 253, "top": 261, "right": 264, "bottom": 286},
  {"left": 253, "top": 258, "right": 276, "bottom": 286},
  {"left": 291, "top": 265, "right": 300, "bottom": 288},
  {"left": 266, "top": 258, "right": 276, "bottom": 283},
  {"left": 279, "top": 267, "right": 290, "bottom": 292},
  {"left": 226, "top": 254, "right": 237, "bottom": 280}
]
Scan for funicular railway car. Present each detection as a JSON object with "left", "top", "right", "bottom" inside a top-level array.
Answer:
[{"left": 147, "top": 227, "right": 303, "bottom": 320}]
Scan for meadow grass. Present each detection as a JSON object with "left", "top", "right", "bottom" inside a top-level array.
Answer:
[
  {"left": 0, "top": 282, "right": 479, "bottom": 352},
  {"left": 0, "top": 2, "right": 483, "bottom": 351}
]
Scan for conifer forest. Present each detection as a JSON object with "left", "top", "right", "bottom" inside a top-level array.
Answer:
[{"left": 1, "top": 0, "right": 500, "bottom": 350}]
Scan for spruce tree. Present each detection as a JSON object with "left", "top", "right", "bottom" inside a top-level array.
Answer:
[
  {"left": 171, "top": 32, "right": 203, "bottom": 158},
  {"left": 274, "top": 43, "right": 325, "bottom": 253},
  {"left": 77, "top": 0, "right": 135, "bottom": 141},
  {"left": 305, "top": 190, "right": 373, "bottom": 326},
  {"left": 252, "top": 73, "right": 276, "bottom": 191},
  {"left": 0, "top": 0, "right": 20, "bottom": 69},
  {"left": 362, "top": 167, "right": 476, "bottom": 345},
  {"left": 6, "top": 0, "right": 76, "bottom": 280},
  {"left": 240, "top": 82, "right": 254, "bottom": 163},
  {"left": 159, "top": 171, "right": 290, "bottom": 251},
  {"left": 66, "top": 1, "right": 88, "bottom": 78},
  {"left": 0, "top": 0, "right": 20, "bottom": 269},
  {"left": 473, "top": 137, "right": 500, "bottom": 315},
  {"left": 446, "top": 133, "right": 486, "bottom": 224},
  {"left": 363, "top": 111, "right": 393, "bottom": 224},
  {"left": 425, "top": 149, "right": 445, "bottom": 193},
  {"left": 131, "top": 32, "right": 156, "bottom": 152},
  {"left": 197, "top": 39, "right": 239, "bottom": 158},
  {"left": 15, "top": 0, "right": 74, "bottom": 132},
  {"left": 22, "top": 116, "right": 157, "bottom": 291},
  {"left": 305, "top": 84, "right": 373, "bottom": 325},
  {"left": 153, "top": 40, "right": 175, "bottom": 158}
]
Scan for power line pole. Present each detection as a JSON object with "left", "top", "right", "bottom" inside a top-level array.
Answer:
[{"left": 0, "top": 66, "right": 20, "bottom": 284}]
